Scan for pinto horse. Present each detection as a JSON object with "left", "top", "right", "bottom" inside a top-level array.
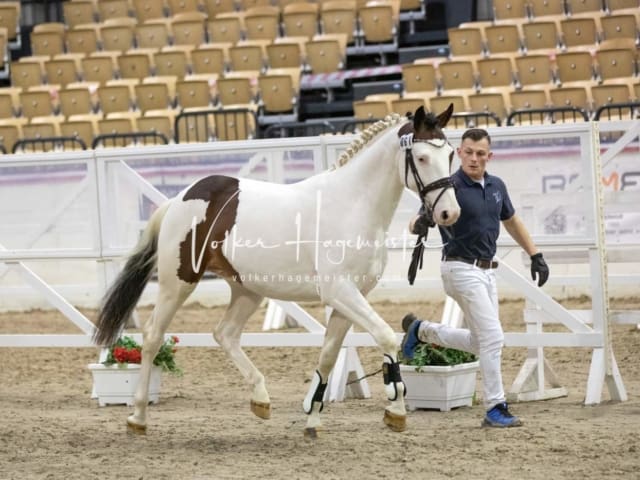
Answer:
[{"left": 93, "top": 104, "right": 460, "bottom": 435}]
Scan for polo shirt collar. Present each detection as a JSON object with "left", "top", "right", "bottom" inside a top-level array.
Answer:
[{"left": 456, "top": 167, "right": 492, "bottom": 186}]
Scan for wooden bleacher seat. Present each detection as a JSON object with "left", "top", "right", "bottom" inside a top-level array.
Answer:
[
  {"left": 11, "top": 60, "right": 44, "bottom": 90},
  {"left": 19, "top": 90, "right": 55, "bottom": 119},
  {"left": 565, "top": 0, "right": 604, "bottom": 15},
  {"left": 258, "top": 70, "right": 299, "bottom": 120},
  {"left": 305, "top": 33, "right": 347, "bottom": 73},
  {"left": 154, "top": 47, "right": 190, "bottom": 78},
  {"left": 167, "top": 0, "right": 202, "bottom": 16},
  {"left": 176, "top": 78, "right": 213, "bottom": 109},
  {"left": 555, "top": 50, "right": 595, "bottom": 85},
  {"left": 484, "top": 24, "right": 522, "bottom": 56},
  {"left": 137, "top": 113, "right": 174, "bottom": 142},
  {"left": 45, "top": 58, "right": 81, "bottom": 88},
  {"left": 492, "top": 0, "right": 529, "bottom": 20},
  {"left": 135, "top": 22, "right": 171, "bottom": 49},
  {"left": 549, "top": 85, "right": 592, "bottom": 112},
  {"left": 469, "top": 87, "right": 511, "bottom": 121},
  {"left": 98, "top": 0, "right": 132, "bottom": 22},
  {"left": 0, "top": 119, "right": 23, "bottom": 153},
  {"left": 446, "top": 26, "right": 484, "bottom": 58},
  {"left": 82, "top": 54, "right": 116, "bottom": 84},
  {"left": 97, "top": 84, "right": 134, "bottom": 115},
  {"left": 437, "top": 59, "right": 477, "bottom": 92},
  {"left": 216, "top": 75, "right": 255, "bottom": 106},
  {"left": 528, "top": 0, "right": 566, "bottom": 18},
  {"left": 320, "top": 1, "right": 357, "bottom": 45},
  {"left": 390, "top": 96, "right": 426, "bottom": 116},
  {"left": 522, "top": 20, "right": 562, "bottom": 53},
  {"left": 515, "top": 53, "right": 557, "bottom": 89},
  {"left": 66, "top": 25, "right": 101, "bottom": 55},
  {"left": 100, "top": 21, "right": 136, "bottom": 52},
  {"left": 63, "top": 1, "right": 98, "bottom": 29},
  {"left": 358, "top": 1, "right": 398, "bottom": 46},
  {"left": 207, "top": 13, "right": 245, "bottom": 44},
  {"left": 203, "top": 0, "right": 237, "bottom": 17},
  {"left": 229, "top": 41, "right": 267, "bottom": 72},
  {"left": 282, "top": 2, "right": 319, "bottom": 40},
  {"left": 267, "top": 36, "right": 306, "bottom": 69},
  {"left": 476, "top": 56, "right": 516, "bottom": 89},
  {"left": 560, "top": 16, "right": 601, "bottom": 49},
  {"left": 352, "top": 98, "right": 390, "bottom": 120},
  {"left": 117, "top": 50, "right": 154, "bottom": 80},
  {"left": 59, "top": 86, "right": 95, "bottom": 117},
  {"left": 135, "top": 82, "right": 173, "bottom": 113},
  {"left": 191, "top": 43, "right": 229, "bottom": 74},
  {"left": 0, "top": 2, "right": 20, "bottom": 44},
  {"left": 172, "top": 11, "right": 208, "bottom": 47},
  {"left": 402, "top": 62, "right": 438, "bottom": 95},
  {"left": 243, "top": 6, "right": 281, "bottom": 41},
  {"left": 429, "top": 92, "right": 469, "bottom": 115},
  {"left": 595, "top": 39, "right": 638, "bottom": 82}
]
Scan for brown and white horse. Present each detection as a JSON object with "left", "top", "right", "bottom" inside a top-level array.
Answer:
[{"left": 93, "top": 105, "right": 460, "bottom": 435}]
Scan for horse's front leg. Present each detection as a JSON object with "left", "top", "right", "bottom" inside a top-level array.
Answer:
[
  {"left": 320, "top": 280, "right": 407, "bottom": 432},
  {"left": 302, "top": 310, "right": 351, "bottom": 438}
]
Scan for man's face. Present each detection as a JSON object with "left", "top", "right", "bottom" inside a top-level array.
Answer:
[{"left": 457, "top": 137, "right": 492, "bottom": 181}]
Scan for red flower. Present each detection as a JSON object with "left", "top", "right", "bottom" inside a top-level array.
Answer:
[
  {"left": 113, "top": 347, "right": 129, "bottom": 363},
  {"left": 112, "top": 346, "right": 142, "bottom": 364},
  {"left": 171, "top": 335, "right": 179, "bottom": 344},
  {"left": 126, "top": 348, "right": 142, "bottom": 363}
]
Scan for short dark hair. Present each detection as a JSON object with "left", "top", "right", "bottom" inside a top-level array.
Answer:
[{"left": 462, "top": 128, "right": 491, "bottom": 145}]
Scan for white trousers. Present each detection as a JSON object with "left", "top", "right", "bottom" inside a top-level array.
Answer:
[{"left": 418, "top": 260, "right": 505, "bottom": 409}]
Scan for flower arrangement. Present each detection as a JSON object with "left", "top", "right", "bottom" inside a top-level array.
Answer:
[
  {"left": 400, "top": 343, "right": 477, "bottom": 371},
  {"left": 103, "top": 335, "right": 182, "bottom": 375}
]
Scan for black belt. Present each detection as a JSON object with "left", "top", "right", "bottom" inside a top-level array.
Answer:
[{"left": 444, "top": 256, "right": 498, "bottom": 269}]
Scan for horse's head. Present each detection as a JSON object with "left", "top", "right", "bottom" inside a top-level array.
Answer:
[{"left": 397, "top": 104, "right": 460, "bottom": 227}]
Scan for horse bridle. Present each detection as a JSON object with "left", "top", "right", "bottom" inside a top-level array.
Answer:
[
  {"left": 400, "top": 132, "right": 455, "bottom": 285},
  {"left": 400, "top": 132, "right": 454, "bottom": 228}
]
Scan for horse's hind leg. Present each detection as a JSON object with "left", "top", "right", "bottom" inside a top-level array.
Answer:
[
  {"left": 127, "top": 278, "right": 195, "bottom": 433},
  {"left": 303, "top": 310, "right": 351, "bottom": 437},
  {"left": 213, "top": 283, "right": 269, "bottom": 419}
]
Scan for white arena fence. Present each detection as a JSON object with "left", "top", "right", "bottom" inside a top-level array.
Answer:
[{"left": 0, "top": 120, "right": 638, "bottom": 404}]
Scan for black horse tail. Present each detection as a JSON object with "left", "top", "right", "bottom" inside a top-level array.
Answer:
[{"left": 93, "top": 200, "right": 171, "bottom": 347}]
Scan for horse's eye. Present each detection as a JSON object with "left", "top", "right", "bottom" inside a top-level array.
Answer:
[{"left": 417, "top": 156, "right": 427, "bottom": 163}]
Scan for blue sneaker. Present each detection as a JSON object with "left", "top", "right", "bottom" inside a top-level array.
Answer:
[
  {"left": 400, "top": 313, "right": 423, "bottom": 360},
  {"left": 482, "top": 402, "right": 523, "bottom": 428}
]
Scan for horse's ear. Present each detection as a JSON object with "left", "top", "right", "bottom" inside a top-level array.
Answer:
[
  {"left": 436, "top": 103, "right": 454, "bottom": 128},
  {"left": 413, "top": 105, "right": 427, "bottom": 129}
]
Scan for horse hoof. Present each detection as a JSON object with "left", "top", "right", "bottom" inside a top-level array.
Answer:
[
  {"left": 383, "top": 410, "right": 406, "bottom": 432},
  {"left": 304, "top": 427, "right": 320, "bottom": 440},
  {"left": 250, "top": 400, "right": 271, "bottom": 419},
  {"left": 126, "top": 419, "right": 147, "bottom": 435}
]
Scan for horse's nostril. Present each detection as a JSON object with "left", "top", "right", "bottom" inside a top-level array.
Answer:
[{"left": 442, "top": 211, "right": 449, "bottom": 221}]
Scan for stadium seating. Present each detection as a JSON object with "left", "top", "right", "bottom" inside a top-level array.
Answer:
[{"left": 1, "top": 0, "right": 638, "bottom": 153}]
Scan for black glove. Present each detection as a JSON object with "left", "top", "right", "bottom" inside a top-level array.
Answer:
[
  {"left": 411, "top": 214, "right": 433, "bottom": 236},
  {"left": 530, "top": 252, "right": 549, "bottom": 287}
]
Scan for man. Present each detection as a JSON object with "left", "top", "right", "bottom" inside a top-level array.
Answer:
[{"left": 401, "top": 128, "right": 549, "bottom": 428}]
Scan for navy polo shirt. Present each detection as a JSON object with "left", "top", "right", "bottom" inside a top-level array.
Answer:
[{"left": 438, "top": 167, "right": 515, "bottom": 260}]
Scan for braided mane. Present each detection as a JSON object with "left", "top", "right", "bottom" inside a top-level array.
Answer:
[{"left": 331, "top": 113, "right": 405, "bottom": 170}]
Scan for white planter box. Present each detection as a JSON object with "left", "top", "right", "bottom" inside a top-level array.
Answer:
[
  {"left": 400, "top": 361, "right": 479, "bottom": 412},
  {"left": 88, "top": 363, "right": 162, "bottom": 407}
]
